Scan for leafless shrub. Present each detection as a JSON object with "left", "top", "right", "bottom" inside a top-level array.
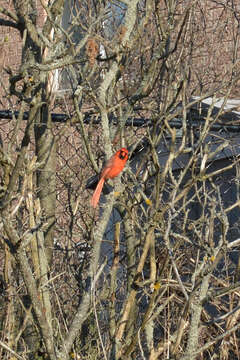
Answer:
[{"left": 0, "top": 1, "right": 240, "bottom": 359}]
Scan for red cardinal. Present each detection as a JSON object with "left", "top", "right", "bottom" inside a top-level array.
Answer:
[{"left": 91, "top": 148, "right": 128, "bottom": 208}]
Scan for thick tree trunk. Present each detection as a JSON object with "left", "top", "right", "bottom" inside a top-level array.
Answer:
[{"left": 35, "top": 104, "right": 56, "bottom": 265}]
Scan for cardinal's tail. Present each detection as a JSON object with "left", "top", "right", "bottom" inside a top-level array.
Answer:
[{"left": 91, "top": 177, "right": 105, "bottom": 208}]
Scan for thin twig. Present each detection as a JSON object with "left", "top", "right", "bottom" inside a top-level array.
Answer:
[{"left": 0, "top": 340, "right": 26, "bottom": 360}]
